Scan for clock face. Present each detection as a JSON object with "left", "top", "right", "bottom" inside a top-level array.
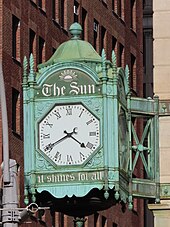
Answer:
[
  {"left": 38, "top": 103, "right": 100, "bottom": 166},
  {"left": 119, "top": 107, "right": 129, "bottom": 171}
]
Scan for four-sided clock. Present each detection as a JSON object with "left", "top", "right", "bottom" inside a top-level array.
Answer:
[{"left": 38, "top": 103, "right": 100, "bottom": 166}]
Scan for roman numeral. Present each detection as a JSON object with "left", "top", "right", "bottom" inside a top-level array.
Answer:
[
  {"left": 53, "top": 111, "right": 61, "bottom": 119},
  {"left": 86, "top": 119, "right": 93, "bottom": 125},
  {"left": 42, "top": 133, "right": 50, "bottom": 139},
  {"left": 45, "top": 120, "right": 53, "bottom": 128},
  {"left": 79, "top": 109, "right": 84, "bottom": 117},
  {"left": 66, "top": 155, "right": 73, "bottom": 164},
  {"left": 80, "top": 152, "right": 86, "bottom": 162},
  {"left": 66, "top": 107, "right": 72, "bottom": 115},
  {"left": 86, "top": 142, "right": 93, "bottom": 150},
  {"left": 54, "top": 151, "right": 62, "bottom": 162},
  {"left": 89, "top": 132, "right": 96, "bottom": 136}
]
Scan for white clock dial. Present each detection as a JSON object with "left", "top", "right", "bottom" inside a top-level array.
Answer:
[{"left": 38, "top": 103, "right": 100, "bottom": 165}]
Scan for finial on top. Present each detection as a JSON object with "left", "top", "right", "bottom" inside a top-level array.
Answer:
[{"left": 69, "top": 22, "right": 82, "bottom": 40}]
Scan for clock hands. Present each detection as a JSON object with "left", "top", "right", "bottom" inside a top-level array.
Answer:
[
  {"left": 64, "top": 128, "right": 86, "bottom": 148},
  {"left": 70, "top": 136, "right": 86, "bottom": 147},
  {"left": 63, "top": 127, "right": 77, "bottom": 137},
  {"left": 44, "top": 127, "right": 85, "bottom": 152},
  {"left": 44, "top": 134, "right": 68, "bottom": 152}
]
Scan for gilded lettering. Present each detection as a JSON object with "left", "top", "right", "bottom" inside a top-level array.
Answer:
[
  {"left": 41, "top": 81, "right": 96, "bottom": 97},
  {"left": 42, "top": 84, "right": 53, "bottom": 96},
  {"left": 88, "top": 84, "right": 95, "bottom": 94},
  {"left": 37, "top": 171, "right": 103, "bottom": 184},
  {"left": 46, "top": 175, "right": 52, "bottom": 183},
  {"left": 69, "top": 81, "right": 79, "bottom": 95},
  {"left": 53, "top": 83, "right": 66, "bottom": 96}
]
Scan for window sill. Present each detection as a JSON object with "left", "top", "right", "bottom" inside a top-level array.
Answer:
[
  {"left": 38, "top": 6, "right": 47, "bottom": 16},
  {"left": 119, "top": 17, "right": 125, "bottom": 26},
  {"left": 12, "top": 130, "right": 22, "bottom": 140},
  {"left": 112, "top": 11, "right": 125, "bottom": 26},
  {"left": 61, "top": 26, "right": 68, "bottom": 35},
  {"left": 30, "top": 0, "right": 37, "bottom": 7},
  {"left": 130, "top": 28, "right": 137, "bottom": 37},
  {"left": 52, "top": 19, "right": 68, "bottom": 35},
  {"left": 112, "top": 10, "right": 119, "bottom": 19},
  {"left": 102, "top": 0, "right": 107, "bottom": 7},
  {"left": 12, "top": 57, "right": 21, "bottom": 67},
  {"left": 52, "top": 19, "right": 60, "bottom": 28}
]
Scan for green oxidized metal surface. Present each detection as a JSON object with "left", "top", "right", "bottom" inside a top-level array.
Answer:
[
  {"left": 34, "top": 62, "right": 107, "bottom": 198},
  {"left": 35, "top": 66, "right": 101, "bottom": 98},
  {"left": 23, "top": 23, "right": 160, "bottom": 209},
  {"left": 38, "top": 23, "right": 101, "bottom": 69}
]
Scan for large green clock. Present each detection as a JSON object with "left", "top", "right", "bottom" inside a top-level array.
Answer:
[{"left": 38, "top": 103, "right": 100, "bottom": 166}]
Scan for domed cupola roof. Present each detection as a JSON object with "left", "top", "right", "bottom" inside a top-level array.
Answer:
[{"left": 38, "top": 23, "right": 101, "bottom": 69}]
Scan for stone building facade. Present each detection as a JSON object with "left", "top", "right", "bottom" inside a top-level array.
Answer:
[{"left": 148, "top": 0, "right": 170, "bottom": 226}]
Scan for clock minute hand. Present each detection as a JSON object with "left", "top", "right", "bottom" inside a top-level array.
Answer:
[
  {"left": 52, "top": 134, "right": 69, "bottom": 147},
  {"left": 64, "top": 128, "right": 85, "bottom": 147},
  {"left": 44, "top": 134, "right": 68, "bottom": 152},
  {"left": 70, "top": 135, "right": 85, "bottom": 148}
]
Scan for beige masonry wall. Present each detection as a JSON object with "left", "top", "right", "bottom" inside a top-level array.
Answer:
[
  {"left": 150, "top": 1, "right": 170, "bottom": 225},
  {"left": 159, "top": 117, "right": 170, "bottom": 183},
  {"left": 153, "top": 0, "right": 170, "bottom": 183}
]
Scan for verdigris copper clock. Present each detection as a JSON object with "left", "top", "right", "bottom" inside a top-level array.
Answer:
[{"left": 38, "top": 103, "right": 100, "bottom": 166}]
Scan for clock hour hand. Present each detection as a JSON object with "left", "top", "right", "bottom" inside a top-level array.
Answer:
[
  {"left": 70, "top": 135, "right": 85, "bottom": 148},
  {"left": 64, "top": 128, "right": 85, "bottom": 147},
  {"left": 64, "top": 127, "right": 77, "bottom": 136},
  {"left": 44, "top": 134, "right": 68, "bottom": 152}
]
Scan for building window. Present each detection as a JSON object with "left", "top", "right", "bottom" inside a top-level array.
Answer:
[
  {"left": 131, "top": 0, "right": 136, "bottom": 31},
  {"left": 12, "top": 15, "right": 21, "bottom": 61},
  {"left": 59, "top": 213, "right": 64, "bottom": 226},
  {"left": 38, "top": 0, "right": 45, "bottom": 11},
  {"left": 131, "top": 53, "right": 136, "bottom": 91},
  {"left": 39, "top": 37, "right": 45, "bottom": 64},
  {"left": 12, "top": 88, "right": 20, "bottom": 135},
  {"left": 133, "top": 198, "right": 138, "bottom": 212},
  {"left": 102, "top": 216, "right": 107, "bottom": 227},
  {"left": 74, "top": 0, "right": 79, "bottom": 22},
  {"left": 121, "top": 0, "right": 125, "bottom": 20},
  {"left": 117, "top": 0, "right": 121, "bottom": 17},
  {"left": 112, "top": 0, "right": 118, "bottom": 14},
  {"left": 52, "top": 0, "right": 67, "bottom": 28},
  {"left": 94, "top": 19, "right": 99, "bottom": 52},
  {"left": 112, "top": 36, "right": 118, "bottom": 56},
  {"left": 55, "top": 212, "right": 66, "bottom": 226},
  {"left": 60, "top": 0, "right": 65, "bottom": 28},
  {"left": 29, "top": 29, "right": 36, "bottom": 66},
  {"left": 101, "top": 26, "right": 106, "bottom": 54},
  {"left": 52, "top": 0, "right": 57, "bottom": 21},
  {"left": 118, "top": 43, "right": 124, "bottom": 67},
  {"left": 113, "top": 223, "right": 117, "bottom": 227},
  {"left": 94, "top": 213, "right": 99, "bottom": 227},
  {"left": 82, "top": 8, "right": 87, "bottom": 40}
]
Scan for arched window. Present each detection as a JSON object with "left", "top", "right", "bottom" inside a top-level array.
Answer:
[
  {"left": 12, "top": 15, "right": 20, "bottom": 62},
  {"left": 29, "top": 29, "right": 36, "bottom": 67},
  {"left": 131, "top": 0, "right": 136, "bottom": 31},
  {"left": 38, "top": 0, "right": 46, "bottom": 11},
  {"left": 39, "top": 36, "right": 45, "bottom": 64},
  {"left": 94, "top": 19, "right": 99, "bottom": 52}
]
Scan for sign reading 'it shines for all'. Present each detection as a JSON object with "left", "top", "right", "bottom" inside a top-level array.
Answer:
[
  {"left": 37, "top": 69, "right": 99, "bottom": 97},
  {"left": 37, "top": 171, "right": 104, "bottom": 184}
]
